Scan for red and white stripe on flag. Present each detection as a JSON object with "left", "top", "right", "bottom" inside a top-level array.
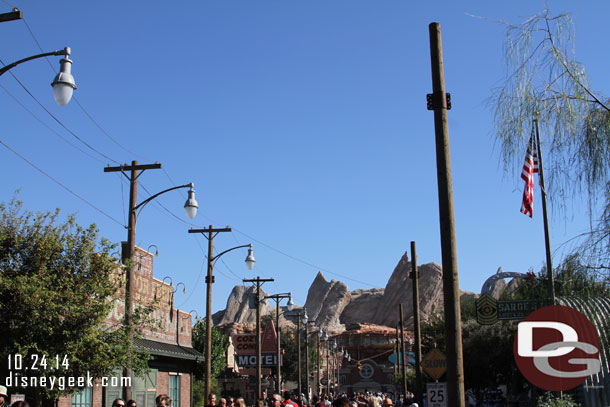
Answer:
[{"left": 520, "top": 131, "right": 539, "bottom": 217}]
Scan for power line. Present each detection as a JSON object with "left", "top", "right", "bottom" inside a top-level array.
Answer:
[
  {"left": 18, "top": 16, "right": 151, "bottom": 162},
  {"left": 0, "top": 64, "right": 121, "bottom": 165},
  {"left": 0, "top": 139, "right": 124, "bottom": 226},
  {"left": 0, "top": 83, "right": 105, "bottom": 164}
]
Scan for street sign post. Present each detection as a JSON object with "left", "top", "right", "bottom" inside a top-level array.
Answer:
[{"left": 426, "top": 382, "right": 447, "bottom": 407}]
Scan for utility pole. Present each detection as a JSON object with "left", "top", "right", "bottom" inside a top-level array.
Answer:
[
  {"left": 297, "top": 316, "right": 302, "bottom": 397},
  {"left": 305, "top": 325, "right": 310, "bottom": 399},
  {"left": 243, "top": 277, "right": 274, "bottom": 399},
  {"left": 410, "top": 242, "right": 423, "bottom": 407},
  {"left": 399, "top": 304, "right": 408, "bottom": 397},
  {"left": 427, "top": 22, "right": 465, "bottom": 407},
  {"left": 189, "top": 225, "right": 231, "bottom": 399},
  {"left": 104, "top": 160, "right": 162, "bottom": 401}
]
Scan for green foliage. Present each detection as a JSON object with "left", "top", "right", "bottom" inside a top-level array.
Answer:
[
  {"left": 192, "top": 319, "right": 230, "bottom": 379},
  {"left": 461, "top": 320, "right": 525, "bottom": 390},
  {"left": 537, "top": 392, "right": 580, "bottom": 407},
  {"left": 489, "top": 8, "right": 610, "bottom": 274},
  {"left": 280, "top": 328, "right": 298, "bottom": 383},
  {"left": 0, "top": 199, "right": 151, "bottom": 402},
  {"left": 505, "top": 253, "right": 609, "bottom": 300}
]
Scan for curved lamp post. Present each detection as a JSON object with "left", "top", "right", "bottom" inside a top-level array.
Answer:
[
  {"left": 264, "top": 293, "right": 294, "bottom": 395},
  {"left": 288, "top": 308, "right": 308, "bottom": 399},
  {"left": 189, "top": 226, "right": 254, "bottom": 400},
  {"left": 104, "top": 161, "right": 197, "bottom": 401},
  {"left": 0, "top": 46, "right": 76, "bottom": 105}
]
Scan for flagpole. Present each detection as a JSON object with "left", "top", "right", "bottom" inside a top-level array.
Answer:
[{"left": 533, "top": 114, "right": 556, "bottom": 304}]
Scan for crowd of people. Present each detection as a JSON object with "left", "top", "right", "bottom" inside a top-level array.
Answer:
[{"left": 204, "top": 390, "right": 419, "bottom": 407}]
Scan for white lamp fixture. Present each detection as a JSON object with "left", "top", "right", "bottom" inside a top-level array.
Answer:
[
  {"left": 286, "top": 296, "right": 294, "bottom": 311},
  {"left": 183, "top": 184, "right": 198, "bottom": 219},
  {"left": 245, "top": 245, "right": 255, "bottom": 270},
  {"left": 51, "top": 47, "right": 76, "bottom": 106}
]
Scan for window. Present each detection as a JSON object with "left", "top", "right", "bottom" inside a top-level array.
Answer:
[
  {"left": 169, "top": 375, "right": 180, "bottom": 407},
  {"left": 72, "top": 387, "right": 92, "bottom": 407}
]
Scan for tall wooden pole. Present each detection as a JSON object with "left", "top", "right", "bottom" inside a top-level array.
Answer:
[
  {"left": 399, "top": 304, "right": 408, "bottom": 396},
  {"left": 297, "top": 317, "right": 302, "bottom": 398},
  {"left": 428, "top": 22, "right": 465, "bottom": 407},
  {"left": 243, "top": 277, "right": 274, "bottom": 399},
  {"left": 410, "top": 242, "right": 423, "bottom": 407},
  {"left": 317, "top": 333, "right": 321, "bottom": 398},
  {"left": 305, "top": 325, "right": 310, "bottom": 399},
  {"left": 533, "top": 117, "right": 556, "bottom": 304},
  {"left": 276, "top": 300, "right": 281, "bottom": 395}
]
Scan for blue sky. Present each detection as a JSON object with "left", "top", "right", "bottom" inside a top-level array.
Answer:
[{"left": 0, "top": 1, "right": 607, "bottom": 317}]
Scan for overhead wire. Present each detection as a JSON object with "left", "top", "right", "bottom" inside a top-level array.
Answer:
[
  {"left": 18, "top": 16, "right": 152, "bottom": 162},
  {"left": 1, "top": 65, "right": 121, "bottom": 165},
  {"left": 0, "top": 139, "right": 124, "bottom": 226},
  {"left": 7, "top": 9, "right": 378, "bottom": 297},
  {"left": 0, "top": 83, "right": 105, "bottom": 164}
]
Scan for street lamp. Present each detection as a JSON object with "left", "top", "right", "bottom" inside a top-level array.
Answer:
[
  {"left": 190, "top": 226, "right": 254, "bottom": 400},
  {"left": 0, "top": 46, "right": 76, "bottom": 105},
  {"left": 104, "top": 161, "right": 197, "bottom": 400},
  {"left": 264, "top": 293, "right": 293, "bottom": 395}
]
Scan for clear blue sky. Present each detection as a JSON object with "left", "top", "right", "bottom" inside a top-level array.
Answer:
[{"left": 1, "top": 1, "right": 607, "bottom": 317}]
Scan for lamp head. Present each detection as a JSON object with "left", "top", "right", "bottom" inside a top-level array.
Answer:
[
  {"left": 184, "top": 184, "right": 198, "bottom": 219},
  {"left": 301, "top": 310, "right": 308, "bottom": 324},
  {"left": 324, "top": 331, "right": 329, "bottom": 341},
  {"left": 245, "top": 245, "right": 255, "bottom": 270},
  {"left": 51, "top": 47, "right": 76, "bottom": 106},
  {"left": 318, "top": 328, "right": 323, "bottom": 338},
  {"left": 286, "top": 295, "right": 294, "bottom": 311}
]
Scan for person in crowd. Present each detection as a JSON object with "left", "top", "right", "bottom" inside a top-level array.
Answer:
[
  {"left": 0, "top": 386, "right": 8, "bottom": 407},
  {"left": 10, "top": 402, "right": 30, "bottom": 407},
  {"left": 235, "top": 396, "right": 246, "bottom": 407},
  {"left": 112, "top": 398, "right": 126, "bottom": 407},
  {"left": 282, "top": 391, "right": 297, "bottom": 407},
  {"left": 227, "top": 397, "right": 234, "bottom": 407},
  {"left": 205, "top": 394, "right": 217, "bottom": 407},
  {"left": 269, "top": 393, "right": 283, "bottom": 407},
  {"left": 155, "top": 394, "right": 172, "bottom": 407},
  {"left": 219, "top": 398, "right": 227, "bottom": 407},
  {"left": 255, "top": 399, "right": 265, "bottom": 407},
  {"left": 331, "top": 397, "right": 350, "bottom": 407},
  {"left": 126, "top": 400, "right": 137, "bottom": 407}
]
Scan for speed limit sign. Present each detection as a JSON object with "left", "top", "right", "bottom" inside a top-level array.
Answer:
[{"left": 426, "top": 382, "right": 447, "bottom": 407}]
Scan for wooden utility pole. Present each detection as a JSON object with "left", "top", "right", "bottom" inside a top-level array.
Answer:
[
  {"left": 399, "top": 304, "right": 408, "bottom": 397},
  {"left": 190, "top": 226, "right": 232, "bottom": 399},
  {"left": 427, "top": 22, "right": 465, "bottom": 407},
  {"left": 104, "top": 160, "right": 162, "bottom": 401},
  {"left": 410, "top": 242, "right": 423, "bottom": 407},
  {"left": 243, "top": 277, "right": 274, "bottom": 399},
  {"left": 297, "top": 316, "right": 302, "bottom": 397}
]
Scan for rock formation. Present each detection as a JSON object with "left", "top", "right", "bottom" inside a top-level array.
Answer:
[
  {"left": 304, "top": 272, "right": 351, "bottom": 328},
  {"left": 371, "top": 252, "right": 444, "bottom": 328},
  {"left": 340, "top": 288, "right": 384, "bottom": 326},
  {"left": 215, "top": 251, "right": 449, "bottom": 333}
]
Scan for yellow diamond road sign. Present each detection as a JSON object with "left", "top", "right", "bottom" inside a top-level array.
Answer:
[{"left": 422, "top": 348, "right": 447, "bottom": 380}]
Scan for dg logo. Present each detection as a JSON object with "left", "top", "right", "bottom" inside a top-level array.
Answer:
[{"left": 513, "top": 305, "right": 601, "bottom": 391}]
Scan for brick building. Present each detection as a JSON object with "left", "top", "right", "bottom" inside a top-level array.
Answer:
[{"left": 59, "top": 247, "right": 201, "bottom": 407}]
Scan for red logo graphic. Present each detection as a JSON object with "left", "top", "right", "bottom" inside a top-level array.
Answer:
[{"left": 513, "top": 305, "right": 601, "bottom": 391}]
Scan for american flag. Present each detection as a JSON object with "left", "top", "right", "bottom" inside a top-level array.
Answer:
[{"left": 520, "top": 131, "right": 539, "bottom": 217}]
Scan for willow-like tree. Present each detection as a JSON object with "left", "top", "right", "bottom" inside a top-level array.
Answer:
[
  {"left": 0, "top": 199, "right": 151, "bottom": 407},
  {"left": 489, "top": 8, "right": 610, "bottom": 276}
]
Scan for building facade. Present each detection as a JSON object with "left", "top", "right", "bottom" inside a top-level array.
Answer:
[{"left": 59, "top": 246, "right": 201, "bottom": 407}]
